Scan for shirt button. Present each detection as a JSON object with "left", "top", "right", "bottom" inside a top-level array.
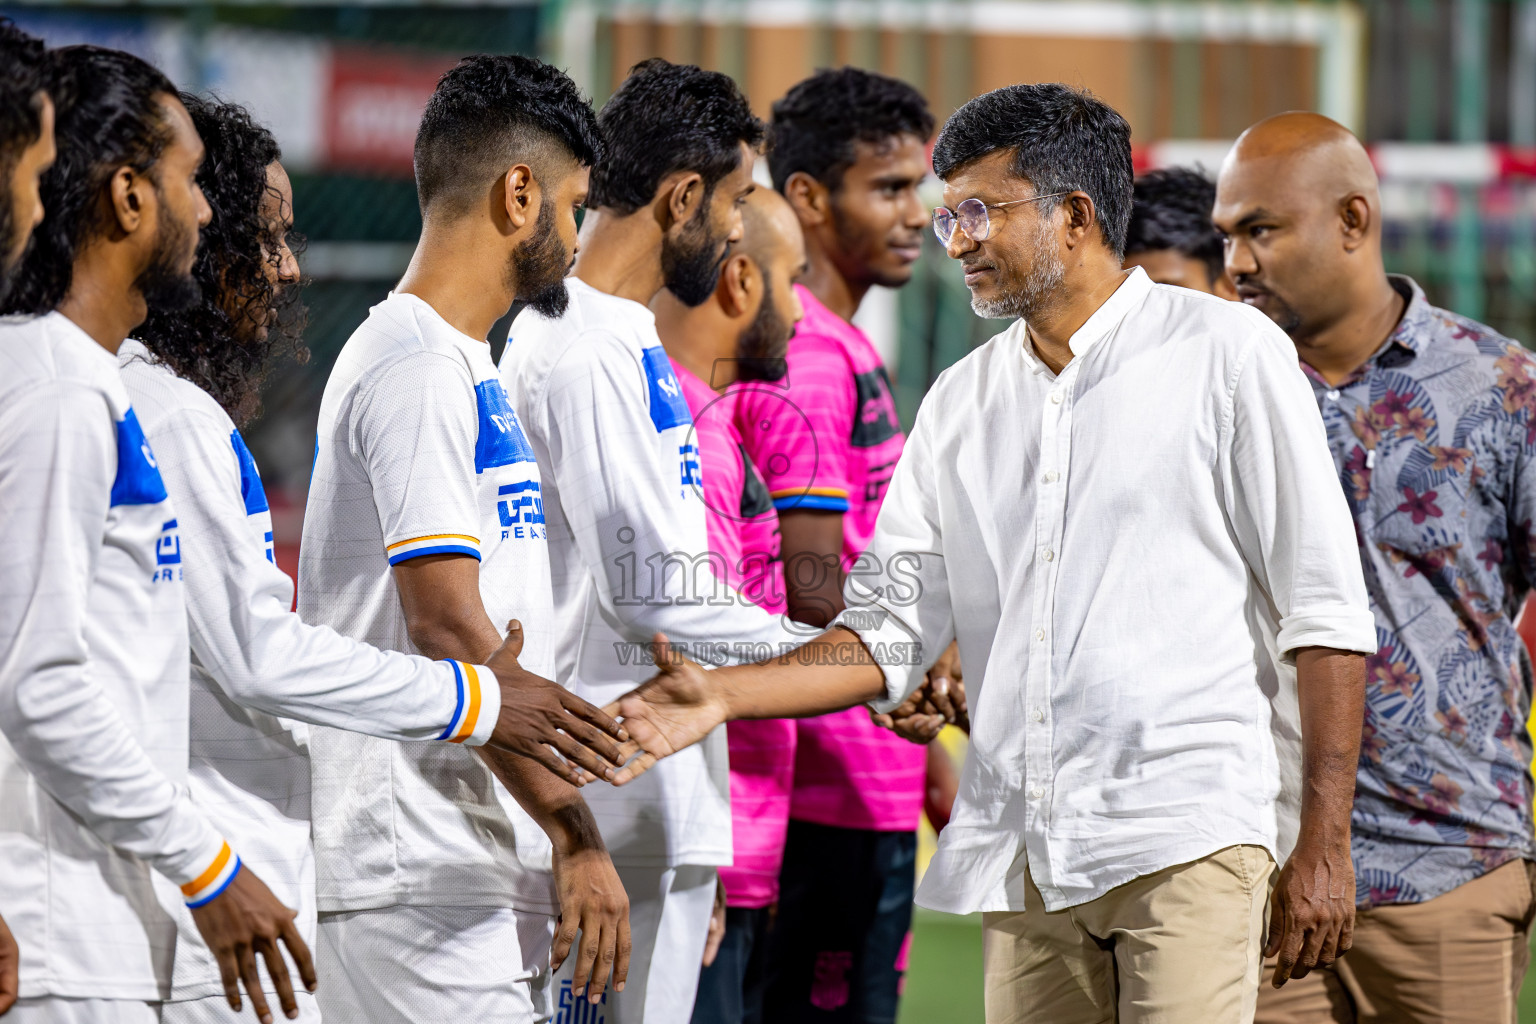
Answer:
[
  {"left": 1035, "top": 628, "right": 1046, "bottom": 642},
  {"left": 1029, "top": 786, "right": 1045, "bottom": 799},
  {"left": 1326, "top": 389, "right": 1341, "bottom": 401},
  {"left": 1031, "top": 707, "right": 1045, "bottom": 722},
  {"left": 1042, "top": 470, "right": 1059, "bottom": 484},
  {"left": 1050, "top": 391, "right": 1063, "bottom": 404},
  {"left": 1042, "top": 548, "right": 1055, "bottom": 562}
]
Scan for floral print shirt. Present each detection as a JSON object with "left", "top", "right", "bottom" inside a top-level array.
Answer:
[{"left": 1303, "top": 275, "right": 1536, "bottom": 905}]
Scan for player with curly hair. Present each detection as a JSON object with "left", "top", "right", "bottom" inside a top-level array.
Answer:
[{"left": 121, "top": 91, "right": 629, "bottom": 1024}]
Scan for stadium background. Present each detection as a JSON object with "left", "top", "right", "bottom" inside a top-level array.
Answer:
[{"left": 5, "top": 0, "right": 1536, "bottom": 1017}]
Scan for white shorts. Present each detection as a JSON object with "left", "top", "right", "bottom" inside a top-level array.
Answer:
[
  {"left": 7, "top": 998, "right": 160, "bottom": 1023},
  {"left": 162, "top": 991, "right": 321, "bottom": 1024},
  {"left": 551, "top": 865, "right": 716, "bottom": 1024},
  {"left": 315, "top": 905, "right": 556, "bottom": 1023}
]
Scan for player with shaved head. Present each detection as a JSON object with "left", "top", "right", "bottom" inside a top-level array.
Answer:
[
  {"left": 1217, "top": 112, "right": 1536, "bottom": 1024},
  {"left": 652, "top": 188, "right": 807, "bottom": 1024}
]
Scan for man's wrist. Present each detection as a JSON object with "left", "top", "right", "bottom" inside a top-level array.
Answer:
[{"left": 545, "top": 802, "right": 607, "bottom": 857}]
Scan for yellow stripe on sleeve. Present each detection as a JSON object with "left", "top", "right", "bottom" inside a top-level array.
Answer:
[{"left": 450, "top": 663, "right": 483, "bottom": 743}]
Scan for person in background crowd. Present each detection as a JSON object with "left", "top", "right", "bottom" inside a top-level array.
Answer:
[
  {"left": 0, "top": 19, "right": 54, "bottom": 1019},
  {"left": 733, "top": 67, "right": 954, "bottom": 1024},
  {"left": 298, "top": 55, "right": 634, "bottom": 1024},
  {"left": 652, "top": 188, "right": 808, "bottom": 1024},
  {"left": 1123, "top": 165, "right": 1237, "bottom": 298},
  {"left": 1217, "top": 111, "right": 1536, "bottom": 1024},
  {"left": 0, "top": 44, "right": 313, "bottom": 1024},
  {"left": 501, "top": 58, "right": 808, "bottom": 1023},
  {"left": 123, "top": 93, "right": 616, "bottom": 1024},
  {"left": 607, "top": 81, "right": 1379, "bottom": 1024}
]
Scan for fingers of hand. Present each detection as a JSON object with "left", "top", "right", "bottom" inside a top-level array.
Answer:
[
  {"left": 561, "top": 690, "right": 629, "bottom": 743},
  {"left": 239, "top": 945, "right": 273, "bottom": 1024},
  {"left": 281, "top": 918, "right": 317, "bottom": 994},
  {"left": 572, "top": 914, "right": 601, "bottom": 1001},
  {"left": 216, "top": 948, "right": 243, "bottom": 1012},
  {"left": 610, "top": 750, "right": 657, "bottom": 786},
  {"left": 650, "top": 633, "right": 678, "bottom": 672},
  {"left": 256, "top": 933, "right": 298, "bottom": 1020},
  {"left": 527, "top": 742, "right": 588, "bottom": 787},
  {"left": 614, "top": 912, "right": 632, "bottom": 993},
  {"left": 1263, "top": 883, "right": 1286, "bottom": 960},
  {"left": 500, "top": 620, "right": 525, "bottom": 658},
  {"left": 551, "top": 914, "right": 577, "bottom": 973},
  {"left": 553, "top": 715, "right": 625, "bottom": 772}
]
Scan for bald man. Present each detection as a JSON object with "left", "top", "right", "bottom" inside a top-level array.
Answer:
[
  {"left": 654, "top": 189, "right": 808, "bottom": 1024},
  {"left": 1216, "top": 112, "right": 1536, "bottom": 1024}
]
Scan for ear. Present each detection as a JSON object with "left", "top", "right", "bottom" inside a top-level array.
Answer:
[
  {"left": 1340, "top": 194, "right": 1372, "bottom": 252},
  {"left": 718, "top": 254, "right": 756, "bottom": 318},
  {"left": 783, "top": 171, "right": 830, "bottom": 228},
  {"left": 503, "top": 164, "right": 537, "bottom": 233},
  {"left": 108, "top": 165, "right": 148, "bottom": 235},
  {"left": 1059, "top": 191, "right": 1098, "bottom": 250},
  {"left": 664, "top": 171, "right": 706, "bottom": 230}
]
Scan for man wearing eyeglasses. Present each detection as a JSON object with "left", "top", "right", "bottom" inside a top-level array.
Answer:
[{"left": 601, "top": 83, "right": 1380, "bottom": 1024}]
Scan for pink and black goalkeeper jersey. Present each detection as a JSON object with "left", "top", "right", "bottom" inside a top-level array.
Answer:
[
  {"left": 734, "top": 285, "right": 926, "bottom": 833},
  {"left": 674, "top": 362, "right": 796, "bottom": 907}
]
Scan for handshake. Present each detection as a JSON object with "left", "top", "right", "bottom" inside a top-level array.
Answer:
[{"left": 498, "top": 625, "right": 967, "bottom": 788}]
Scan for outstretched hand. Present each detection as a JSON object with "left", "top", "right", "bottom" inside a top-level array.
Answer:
[
  {"left": 603, "top": 634, "right": 730, "bottom": 785},
  {"left": 484, "top": 620, "right": 638, "bottom": 786}
]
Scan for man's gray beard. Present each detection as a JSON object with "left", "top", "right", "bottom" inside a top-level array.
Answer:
[{"left": 968, "top": 221, "right": 1066, "bottom": 322}]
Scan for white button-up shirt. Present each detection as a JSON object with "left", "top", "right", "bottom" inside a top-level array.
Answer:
[{"left": 835, "top": 268, "right": 1376, "bottom": 915}]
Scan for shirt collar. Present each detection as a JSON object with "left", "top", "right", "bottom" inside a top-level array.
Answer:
[
  {"left": 1016, "top": 266, "right": 1154, "bottom": 375},
  {"left": 1381, "top": 273, "right": 1432, "bottom": 358}
]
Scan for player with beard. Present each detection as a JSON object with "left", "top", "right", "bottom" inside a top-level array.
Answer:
[
  {"left": 605, "top": 84, "right": 1379, "bottom": 1024},
  {"left": 0, "top": 19, "right": 53, "bottom": 1017},
  {"left": 120, "top": 93, "right": 629, "bottom": 1024},
  {"left": 651, "top": 189, "right": 807, "bottom": 1024},
  {"left": 0, "top": 45, "right": 315, "bottom": 1024},
  {"left": 297, "top": 55, "right": 639, "bottom": 1023},
  {"left": 500, "top": 58, "right": 808, "bottom": 1023},
  {"left": 731, "top": 67, "right": 950, "bottom": 1023}
]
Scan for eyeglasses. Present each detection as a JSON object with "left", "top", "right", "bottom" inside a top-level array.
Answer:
[{"left": 931, "top": 191, "right": 1073, "bottom": 246}]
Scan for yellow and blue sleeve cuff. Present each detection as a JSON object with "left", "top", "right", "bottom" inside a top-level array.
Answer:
[
  {"left": 770, "top": 486, "right": 850, "bottom": 513},
  {"left": 386, "top": 533, "right": 481, "bottom": 565},
  {"left": 181, "top": 840, "right": 242, "bottom": 908},
  {"left": 437, "top": 660, "right": 500, "bottom": 746}
]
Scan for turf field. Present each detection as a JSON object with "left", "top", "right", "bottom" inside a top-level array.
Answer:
[{"left": 896, "top": 910, "right": 1536, "bottom": 1023}]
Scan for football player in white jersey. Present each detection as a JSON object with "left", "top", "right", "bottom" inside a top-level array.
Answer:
[
  {"left": 122, "top": 95, "right": 634, "bottom": 1024},
  {"left": 500, "top": 59, "right": 809, "bottom": 1023},
  {"left": 299, "top": 55, "right": 635, "bottom": 1024},
  {"left": 0, "top": 19, "right": 55, "bottom": 1017},
  {"left": 0, "top": 46, "right": 310, "bottom": 1024}
]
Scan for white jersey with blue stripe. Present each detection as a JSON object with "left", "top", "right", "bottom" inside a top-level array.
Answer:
[
  {"left": 119, "top": 339, "right": 501, "bottom": 999},
  {"left": 0, "top": 314, "right": 231, "bottom": 1001},
  {"left": 501, "top": 277, "right": 804, "bottom": 869},
  {"left": 300, "top": 292, "right": 557, "bottom": 913}
]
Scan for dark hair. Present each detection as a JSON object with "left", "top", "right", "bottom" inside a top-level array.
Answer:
[
  {"left": 0, "top": 20, "right": 49, "bottom": 166},
  {"left": 135, "top": 95, "right": 307, "bottom": 427},
  {"left": 932, "top": 83, "right": 1134, "bottom": 259},
  {"left": 415, "top": 53, "right": 602, "bottom": 216},
  {"left": 767, "top": 67, "right": 933, "bottom": 192},
  {"left": 5, "top": 45, "right": 178, "bottom": 315},
  {"left": 588, "top": 58, "right": 764, "bottom": 215},
  {"left": 1126, "top": 166, "right": 1223, "bottom": 284}
]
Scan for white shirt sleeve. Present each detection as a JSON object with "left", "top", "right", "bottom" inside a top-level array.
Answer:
[
  {"left": 830, "top": 396, "right": 955, "bottom": 710},
  {"left": 541, "top": 331, "right": 803, "bottom": 656},
  {"left": 0, "top": 381, "right": 231, "bottom": 889},
  {"left": 150, "top": 404, "right": 499, "bottom": 745},
  {"left": 356, "top": 349, "right": 487, "bottom": 565},
  {"left": 1223, "top": 324, "right": 1378, "bottom": 656}
]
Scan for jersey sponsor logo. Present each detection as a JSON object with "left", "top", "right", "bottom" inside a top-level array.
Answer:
[
  {"left": 641, "top": 346, "right": 692, "bottom": 432},
  {"left": 110, "top": 408, "right": 169, "bottom": 507},
  {"left": 497, "top": 479, "right": 546, "bottom": 540},
  {"left": 263, "top": 530, "right": 275, "bottom": 564},
  {"left": 473, "top": 379, "right": 537, "bottom": 473},
  {"left": 679, "top": 442, "right": 701, "bottom": 490},
  {"left": 153, "top": 518, "right": 182, "bottom": 583},
  {"left": 554, "top": 980, "right": 607, "bottom": 1024},
  {"left": 850, "top": 366, "right": 901, "bottom": 449},
  {"left": 229, "top": 429, "right": 270, "bottom": 516}
]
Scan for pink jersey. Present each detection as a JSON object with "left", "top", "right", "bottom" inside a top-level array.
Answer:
[
  {"left": 734, "top": 285, "right": 926, "bottom": 832},
  {"left": 674, "top": 361, "right": 794, "bottom": 908}
]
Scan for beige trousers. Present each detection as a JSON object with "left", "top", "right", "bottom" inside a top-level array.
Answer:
[
  {"left": 983, "top": 844, "right": 1276, "bottom": 1024},
  {"left": 1254, "top": 858, "right": 1536, "bottom": 1024}
]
